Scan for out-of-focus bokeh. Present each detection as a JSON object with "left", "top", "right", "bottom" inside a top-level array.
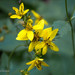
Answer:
[{"left": 0, "top": 0, "right": 75, "bottom": 75}]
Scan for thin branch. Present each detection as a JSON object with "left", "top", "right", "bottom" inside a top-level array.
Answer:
[{"left": 65, "top": 0, "right": 75, "bottom": 57}]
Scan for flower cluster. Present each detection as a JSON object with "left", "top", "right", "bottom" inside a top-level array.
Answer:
[{"left": 10, "top": 3, "right": 59, "bottom": 73}]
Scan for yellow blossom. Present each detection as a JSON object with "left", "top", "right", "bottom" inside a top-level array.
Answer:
[
  {"left": 28, "top": 30, "right": 42, "bottom": 52},
  {"left": 28, "top": 41, "right": 40, "bottom": 52},
  {"left": 10, "top": 3, "right": 29, "bottom": 19},
  {"left": 31, "top": 10, "right": 48, "bottom": 25},
  {"left": 26, "top": 57, "right": 49, "bottom": 71},
  {"left": 35, "top": 27, "right": 59, "bottom": 55},
  {"left": 16, "top": 19, "right": 44, "bottom": 41}
]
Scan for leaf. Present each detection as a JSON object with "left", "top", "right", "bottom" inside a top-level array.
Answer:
[
  {"left": 0, "top": 52, "right": 8, "bottom": 69},
  {"left": 52, "top": 20, "right": 71, "bottom": 37},
  {"left": 0, "top": 18, "right": 26, "bottom": 52},
  {"left": 0, "top": 0, "right": 18, "bottom": 13}
]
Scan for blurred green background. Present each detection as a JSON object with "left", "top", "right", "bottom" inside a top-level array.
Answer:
[{"left": 0, "top": 0, "right": 75, "bottom": 75}]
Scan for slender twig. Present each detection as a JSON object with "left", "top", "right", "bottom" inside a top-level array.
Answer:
[
  {"left": 65, "top": 0, "right": 75, "bottom": 57},
  {"left": 7, "top": 45, "right": 27, "bottom": 75}
]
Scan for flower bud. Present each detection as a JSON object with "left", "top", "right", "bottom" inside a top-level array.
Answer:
[
  {"left": 8, "top": 13, "right": 12, "bottom": 16},
  {"left": 0, "top": 36, "right": 4, "bottom": 42}
]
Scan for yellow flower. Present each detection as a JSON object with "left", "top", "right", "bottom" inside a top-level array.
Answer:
[
  {"left": 26, "top": 57, "right": 49, "bottom": 71},
  {"left": 28, "top": 41, "right": 40, "bottom": 52},
  {"left": 28, "top": 30, "right": 42, "bottom": 52},
  {"left": 35, "top": 27, "right": 59, "bottom": 55},
  {"left": 10, "top": 3, "right": 29, "bottom": 19},
  {"left": 16, "top": 19, "right": 44, "bottom": 41},
  {"left": 31, "top": 10, "right": 48, "bottom": 25}
]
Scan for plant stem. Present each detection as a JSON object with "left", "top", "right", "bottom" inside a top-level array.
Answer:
[
  {"left": 7, "top": 45, "right": 27, "bottom": 75},
  {"left": 65, "top": 0, "right": 75, "bottom": 57}
]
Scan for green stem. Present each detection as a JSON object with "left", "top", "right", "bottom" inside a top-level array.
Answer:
[
  {"left": 65, "top": 0, "right": 75, "bottom": 57},
  {"left": 71, "top": 6, "right": 75, "bottom": 18},
  {"left": 7, "top": 45, "right": 26, "bottom": 75}
]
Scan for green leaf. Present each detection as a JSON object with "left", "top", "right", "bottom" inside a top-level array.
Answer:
[
  {"left": 0, "top": 52, "right": 8, "bottom": 69},
  {"left": 52, "top": 20, "right": 71, "bottom": 37},
  {"left": 0, "top": 18, "right": 27, "bottom": 52}
]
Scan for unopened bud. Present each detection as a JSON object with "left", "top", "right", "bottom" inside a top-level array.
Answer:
[
  {"left": 20, "top": 70, "right": 29, "bottom": 75},
  {"left": 0, "top": 36, "right": 4, "bottom": 42},
  {"left": 28, "top": 15, "right": 31, "bottom": 19},
  {"left": 8, "top": 13, "right": 12, "bottom": 16},
  {"left": 27, "top": 19, "right": 33, "bottom": 24}
]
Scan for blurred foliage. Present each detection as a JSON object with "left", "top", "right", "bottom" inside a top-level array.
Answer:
[
  {"left": 0, "top": 0, "right": 75, "bottom": 75},
  {"left": 52, "top": 20, "right": 71, "bottom": 37}
]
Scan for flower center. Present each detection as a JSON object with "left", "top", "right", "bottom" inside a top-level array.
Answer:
[
  {"left": 39, "top": 16, "right": 43, "bottom": 20},
  {"left": 35, "top": 60, "right": 41, "bottom": 68},
  {"left": 44, "top": 39, "right": 51, "bottom": 46},
  {"left": 33, "top": 32, "right": 40, "bottom": 41},
  {"left": 26, "top": 24, "right": 33, "bottom": 31}
]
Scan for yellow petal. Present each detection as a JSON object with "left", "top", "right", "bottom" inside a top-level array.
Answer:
[
  {"left": 42, "top": 45, "right": 47, "bottom": 55},
  {"left": 33, "top": 19, "right": 44, "bottom": 30},
  {"left": 31, "top": 10, "right": 40, "bottom": 18},
  {"left": 19, "top": 3, "right": 24, "bottom": 12},
  {"left": 27, "top": 63, "right": 35, "bottom": 71},
  {"left": 43, "top": 19, "right": 48, "bottom": 25},
  {"left": 26, "top": 60, "right": 35, "bottom": 65},
  {"left": 16, "top": 29, "right": 28, "bottom": 40},
  {"left": 49, "top": 42, "right": 59, "bottom": 51},
  {"left": 12, "top": 7, "right": 18, "bottom": 14},
  {"left": 41, "top": 61, "right": 49, "bottom": 67},
  {"left": 38, "top": 58, "right": 44, "bottom": 61},
  {"left": 36, "top": 65, "right": 42, "bottom": 70},
  {"left": 27, "top": 31, "right": 34, "bottom": 41},
  {"left": 27, "top": 19, "right": 33, "bottom": 24},
  {"left": 28, "top": 42, "right": 35, "bottom": 52},
  {"left": 10, "top": 15, "right": 22, "bottom": 19},
  {"left": 49, "top": 29, "right": 58, "bottom": 41},
  {"left": 34, "top": 19, "right": 39, "bottom": 25},
  {"left": 35, "top": 41, "right": 45, "bottom": 50},
  {"left": 37, "top": 30, "right": 43, "bottom": 36},
  {"left": 40, "top": 27, "right": 52, "bottom": 40},
  {"left": 23, "top": 9, "right": 29, "bottom": 15}
]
